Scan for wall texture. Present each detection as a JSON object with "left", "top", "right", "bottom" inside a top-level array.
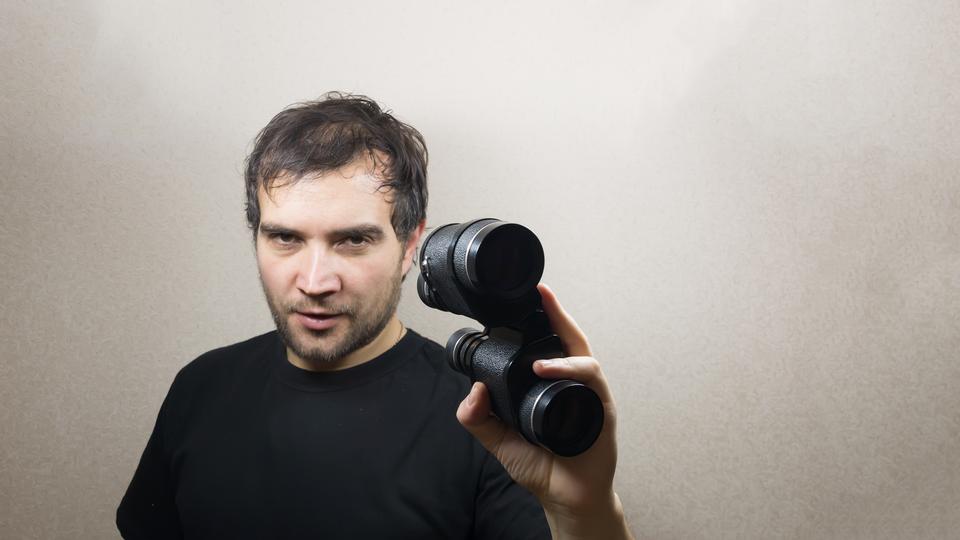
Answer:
[{"left": 1, "top": 1, "right": 958, "bottom": 538}]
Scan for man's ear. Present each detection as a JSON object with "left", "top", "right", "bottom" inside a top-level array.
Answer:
[{"left": 401, "top": 220, "right": 427, "bottom": 276}]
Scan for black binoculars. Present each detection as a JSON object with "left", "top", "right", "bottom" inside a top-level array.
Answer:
[{"left": 418, "top": 219, "right": 604, "bottom": 457}]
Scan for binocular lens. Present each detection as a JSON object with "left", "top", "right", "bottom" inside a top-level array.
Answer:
[
  {"left": 529, "top": 381, "right": 604, "bottom": 457},
  {"left": 468, "top": 223, "right": 543, "bottom": 298}
]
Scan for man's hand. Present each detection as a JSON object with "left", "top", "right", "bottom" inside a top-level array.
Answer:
[{"left": 456, "top": 284, "right": 634, "bottom": 540}]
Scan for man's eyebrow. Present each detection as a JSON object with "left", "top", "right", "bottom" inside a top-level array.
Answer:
[
  {"left": 331, "top": 224, "right": 385, "bottom": 240},
  {"left": 259, "top": 223, "right": 301, "bottom": 236},
  {"left": 258, "top": 222, "right": 386, "bottom": 240}
]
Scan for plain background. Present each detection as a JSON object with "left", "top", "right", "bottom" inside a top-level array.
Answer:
[{"left": 2, "top": 1, "right": 959, "bottom": 538}]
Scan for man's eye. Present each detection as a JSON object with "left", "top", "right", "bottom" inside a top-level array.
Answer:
[
  {"left": 343, "top": 236, "right": 369, "bottom": 248},
  {"left": 271, "top": 233, "right": 297, "bottom": 245}
]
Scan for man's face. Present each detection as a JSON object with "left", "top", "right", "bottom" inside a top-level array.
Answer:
[{"left": 255, "top": 162, "right": 421, "bottom": 369}]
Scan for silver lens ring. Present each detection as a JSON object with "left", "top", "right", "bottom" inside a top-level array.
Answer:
[
  {"left": 527, "top": 379, "right": 570, "bottom": 447},
  {"left": 463, "top": 221, "right": 501, "bottom": 290}
]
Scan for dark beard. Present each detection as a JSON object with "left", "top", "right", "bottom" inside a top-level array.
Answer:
[{"left": 263, "top": 267, "right": 403, "bottom": 367}]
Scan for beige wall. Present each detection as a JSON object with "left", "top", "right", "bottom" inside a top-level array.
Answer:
[{"left": 2, "top": 1, "right": 959, "bottom": 538}]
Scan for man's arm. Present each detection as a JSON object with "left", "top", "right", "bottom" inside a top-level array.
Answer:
[
  {"left": 457, "top": 284, "right": 635, "bottom": 540},
  {"left": 117, "top": 385, "right": 184, "bottom": 539}
]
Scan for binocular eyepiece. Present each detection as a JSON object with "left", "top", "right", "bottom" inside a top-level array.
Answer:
[{"left": 418, "top": 218, "right": 604, "bottom": 457}]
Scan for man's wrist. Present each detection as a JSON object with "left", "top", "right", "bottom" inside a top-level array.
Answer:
[{"left": 542, "top": 491, "right": 634, "bottom": 540}]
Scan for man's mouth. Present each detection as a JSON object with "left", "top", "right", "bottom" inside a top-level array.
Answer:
[
  {"left": 294, "top": 311, "right": 343, "bottom": 331},
  {"left": 297, "top": 310, "right": 338, "bottom": 317}
]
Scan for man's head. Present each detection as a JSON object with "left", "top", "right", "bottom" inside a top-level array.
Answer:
[
  {"left": 245, "top": 93, "right": 428, "bottom": 369},
  {"left": 244, "top": 92, "right": 428, "bottom": 245}
]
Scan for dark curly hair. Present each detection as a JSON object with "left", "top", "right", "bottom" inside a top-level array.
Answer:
[{"left": 244, "top": 92, "right": 428, "bottom": 243}]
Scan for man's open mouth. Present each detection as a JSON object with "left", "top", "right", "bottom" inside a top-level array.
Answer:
[{"left": 295, "top": 312, "right": 342, "bottom": 330}]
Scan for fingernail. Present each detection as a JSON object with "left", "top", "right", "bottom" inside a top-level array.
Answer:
[
  {"left": 536, "top": 359, "right": 554, "bottom": 367},
  {"left": 466, "top": 383, "right": 478, "bottom": 405}
]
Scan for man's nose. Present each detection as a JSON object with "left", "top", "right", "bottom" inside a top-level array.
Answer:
[{"left": 295, "top": 246, "right": 342, "bottom": 296}]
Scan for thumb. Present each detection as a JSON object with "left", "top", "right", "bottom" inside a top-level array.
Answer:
[{"left": 456, "top": 382, "right": 510, "bottom": 455}]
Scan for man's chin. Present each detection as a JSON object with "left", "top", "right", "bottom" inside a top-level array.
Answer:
[
  {"left": 286, "top": 335, "right": 349, "bottom": 366},
  {"left": 289, "top": 324, "right": 341, "bottom": 348}
]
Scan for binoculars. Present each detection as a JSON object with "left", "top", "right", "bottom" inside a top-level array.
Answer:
[{"left": 418, "top": 219, "right": 603, "bottom": 457}]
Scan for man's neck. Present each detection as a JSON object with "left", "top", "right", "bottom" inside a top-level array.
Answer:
[{"left": 287, "top": 317, "right": 406, "bottom": 372}]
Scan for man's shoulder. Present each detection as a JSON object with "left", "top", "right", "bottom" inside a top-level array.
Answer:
[
  {"left": 404, "top": 329, "right": 472, "bottom": 393},
  {"left": 172, "top": 330, "right": 279, "bottom": 390},
  {"left": 407, "top": 329, "right": 445, "bottom": 362}
]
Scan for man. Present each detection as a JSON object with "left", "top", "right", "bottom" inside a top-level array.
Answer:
[{"left": 118, "top": 93, "right": 634, "bottom": 539}]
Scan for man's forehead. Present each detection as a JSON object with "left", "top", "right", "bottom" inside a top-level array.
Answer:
[{"left": 259, "top": 167, "right": 389, "bottom": 207}]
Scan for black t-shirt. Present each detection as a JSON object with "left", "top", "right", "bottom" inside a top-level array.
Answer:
[{"left": 117, "top": 329, "right": 549, "bottom": 539}]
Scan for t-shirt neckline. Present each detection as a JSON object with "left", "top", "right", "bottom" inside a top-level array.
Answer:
[{"left": 271, "top": 329, "right": 425, "bottom": 393}]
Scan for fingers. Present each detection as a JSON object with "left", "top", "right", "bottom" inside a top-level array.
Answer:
[
  {"left": 456, "top": 382, "right": 509, "bottom": 455},
  {"left": 537, "top": 284, "right": 615, "bottom": 409},
  {"left": 532, "top": 356, "right": 614, "bottom": 407},
  {"left": 538, "top": 283, "right": 592, "bottom": 357}
]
